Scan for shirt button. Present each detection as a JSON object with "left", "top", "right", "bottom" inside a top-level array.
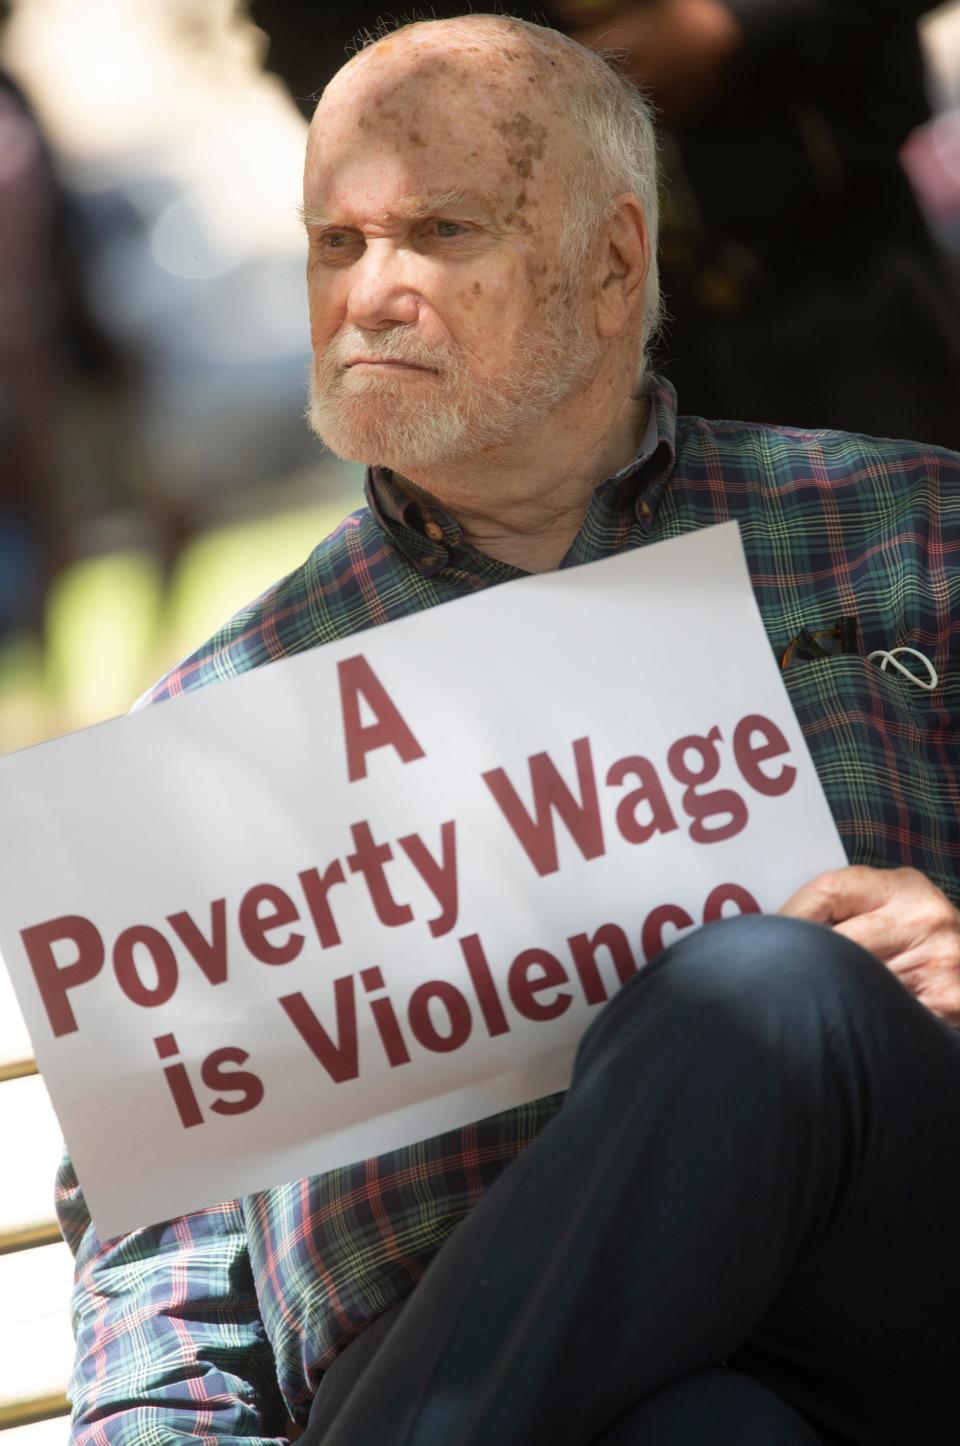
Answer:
[
  {"left": 424, "top": 521, "right": 444, "bottom": 542},
  {"left": 639, "top": 500, "right": 652, "bottom": 519}
]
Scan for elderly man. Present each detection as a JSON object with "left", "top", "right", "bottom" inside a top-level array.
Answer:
[{"left": 58, "top": 15, "right": 960, "bottom": 1446}]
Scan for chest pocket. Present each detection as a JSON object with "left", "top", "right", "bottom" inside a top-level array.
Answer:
[{"left": 781, "top": 654, "right": 960, "bottom": 906}]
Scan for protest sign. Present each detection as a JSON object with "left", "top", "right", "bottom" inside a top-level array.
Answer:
[{"left": 0, "top": 523, "right": 847, "bottom": 1239}]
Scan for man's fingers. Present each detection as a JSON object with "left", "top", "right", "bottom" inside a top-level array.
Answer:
[
  {"left": 778, "top": 865, "right": 905, "bottom": 925},
  {"left": 831, "top": 911, "right": 910, "bottom": 963},
  {"left": 780, "top": 866, "right": 960, "bottom": 1029}
]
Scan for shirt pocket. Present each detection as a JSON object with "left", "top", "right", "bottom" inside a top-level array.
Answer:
[{"left": 781, "top": 654, "right": 960, "bottom": 904}]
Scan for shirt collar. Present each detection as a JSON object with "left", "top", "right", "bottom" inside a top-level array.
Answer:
[{"left": 363, "top": 375, "right": 679, "bottom": 567}]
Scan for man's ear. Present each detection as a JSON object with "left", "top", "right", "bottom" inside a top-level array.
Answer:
[{"left": 594, "top": 194, "right": 650, "bottom": 340}]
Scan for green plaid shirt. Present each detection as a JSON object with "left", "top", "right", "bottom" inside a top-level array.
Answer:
[{"left": 57, "top": 380, "right": 960, "bottom": 1441}]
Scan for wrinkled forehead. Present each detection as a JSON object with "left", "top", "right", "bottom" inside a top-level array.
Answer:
[{"left": 306, "top": 29, "right": 573, "bottom": 225}]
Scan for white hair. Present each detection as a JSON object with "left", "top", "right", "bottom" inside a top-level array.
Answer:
[
  {"left": 357, "top": 14, "right": 664, "bottom": 366},
  {"left": 550, "top": 38, "right": 664, "bottom": 357}
]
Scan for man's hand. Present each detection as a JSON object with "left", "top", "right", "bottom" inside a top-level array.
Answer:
[
  {"left": 779, "top": 866, "right": 960, "bottom": 1027},
  {"left": 561, "top": 0, "right": 745, "bottom": 121}
]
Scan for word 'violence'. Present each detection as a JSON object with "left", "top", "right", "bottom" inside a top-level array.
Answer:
[{"left": 154, "top": 886, "right": 759, "bottom": 1129}]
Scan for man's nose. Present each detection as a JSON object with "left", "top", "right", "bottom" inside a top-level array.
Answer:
[{"left": 345, "top": 240, "right": 420, "bottom": 331}]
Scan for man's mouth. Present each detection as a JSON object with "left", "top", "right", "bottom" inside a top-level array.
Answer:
[{"left": 345, "top": 357, "right": 437, "bottom": 372}]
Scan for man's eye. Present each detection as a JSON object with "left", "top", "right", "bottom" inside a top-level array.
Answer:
[
  {"left": 433, "top": 220, "right": 466, "bottom": 238},
  {"left": 312, "top": 230, "right": 362, "bottom": 264}
]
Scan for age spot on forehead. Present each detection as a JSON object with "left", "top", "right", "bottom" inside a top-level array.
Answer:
[
  {"left": 493, "top": 110, "right": 548, "bottom": 183},
  {"left": 408, "top": 131, "right": 427, "bottom": 147},
  {"left": 496, "top": 112, "right": 542, "bottom": 144}
]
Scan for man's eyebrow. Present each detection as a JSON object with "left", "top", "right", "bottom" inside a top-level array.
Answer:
[
  {"left": 298, "top": 189, "right": 495, "bottom": 230},
  {"left": 299, "top": 203, "right": 332, "bottom": 229},
  {"left": 405, "top": 189, "right": 495, "bottom": 219}
]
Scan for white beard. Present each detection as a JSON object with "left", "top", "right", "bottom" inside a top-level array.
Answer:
[{"left": 306, "top": 300, "right": 599, "bottom": 473}]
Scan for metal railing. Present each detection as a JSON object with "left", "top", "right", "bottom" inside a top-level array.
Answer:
[
  {"left": 0, "top": 1056, "right": 71, "bottom": 1434},
  {"left": 0, "top": 1391, "right": 71, "bottom": 1431},
  {"left": 0, "top": 1058, "right": 38, "bottom": 1085}
]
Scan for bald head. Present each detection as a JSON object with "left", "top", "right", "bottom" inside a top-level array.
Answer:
[
  {"left": 312, "top": 14, "right": 660, "bottom": 336},
  {"left": 325, "top": 13, "right": 589, "bottom": 131},
  {"left": 328, "top": 14, "right": 598, "bottom": 126},
  {"left": 302, "top": 15, "right": 660, "bottom": 478}
]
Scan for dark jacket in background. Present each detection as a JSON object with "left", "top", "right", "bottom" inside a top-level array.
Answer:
[{"left": 668, "top": 0, "right": 960, "bottom": 443}]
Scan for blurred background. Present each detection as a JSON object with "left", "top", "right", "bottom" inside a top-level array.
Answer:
[
  {"left": 0, "top": 0, "right": 958, "bottom": 1438},
  {"left": 0, "top": 0, "right": 364, "bottom": 765}
]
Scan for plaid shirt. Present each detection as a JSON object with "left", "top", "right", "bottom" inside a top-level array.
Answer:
[{"left": 56, "top": 379, "right": 960, "bottom": 1442}]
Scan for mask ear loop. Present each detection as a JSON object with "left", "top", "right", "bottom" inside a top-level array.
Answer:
[{"left": 867, "top": 646, "right": 939, "bottom": 692}]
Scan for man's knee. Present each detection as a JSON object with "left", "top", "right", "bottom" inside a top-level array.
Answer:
[
  {"left": 575, "top": 913, "right": 894, "bottom": 1076},
  {"left": 658, "top": 913, "right": 886, "bottom": 1013}
]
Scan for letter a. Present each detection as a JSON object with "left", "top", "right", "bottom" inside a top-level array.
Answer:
[{"left": 338, "top": 655, "right": 426, "bottom": 783}]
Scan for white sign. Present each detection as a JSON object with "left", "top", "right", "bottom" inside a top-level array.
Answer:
[{"left": 0, "top": 524, "right": 847, "bottom": 1238}]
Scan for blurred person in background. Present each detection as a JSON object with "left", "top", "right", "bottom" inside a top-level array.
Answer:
[
  {"left": 0, "top": 31, "right": 62, "bottom": 639},
  {"left": 0, "top": 0, "right": 131, "bottom": 643},
  {"left": 248, "top": 0, "right": 960, "bottom": 448}
]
